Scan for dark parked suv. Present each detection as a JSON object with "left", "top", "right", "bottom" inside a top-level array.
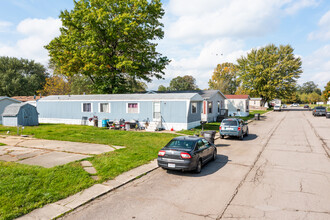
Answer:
[
  {"left": 313, "top": 106, "right": 326, "bottom": 116},
  {"left": 219, "top": 118, "right": 248, "bottom": 140}
]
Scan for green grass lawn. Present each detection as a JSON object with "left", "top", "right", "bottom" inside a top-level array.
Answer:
[
  {"left": 177, "top": 109, "right": 271, "bottom": 136},
  {"left": 0, "top": 143, "right": 6, "bottom": 146},
  {"left": 0, "top": 124, "right": 177, "bottom": 220}
]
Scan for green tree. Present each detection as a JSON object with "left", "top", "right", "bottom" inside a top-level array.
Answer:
[
  {"left": 38, "top": 75, "right": 71, "bottom": 96},
  {"left": 157, "top": 85, "right": 168, "bottom": 91},
  {"left": 308, "top": 92, "right": 321, "bottom": 103},
  {"left": 0, "top": 56, "right": 47, "bottom": 96},
  {"left": 208, "top": 62, "right": 239, "bottom": 94},
  {"left": 69, "top": 74, "right": 93, "bottom": 95},
  {"left": 300, "top": 81, "right": 321, "bottom": 95},
  {"left": 237, "top": 44, "right": 302, "bottom": 103},
  {"left": 169, "top": 75, "right": 199, "bottom": 91},
  {"left": 322, "top": 81, "right": 330, "bottom": 102},
  {"left": 46, "top": 0, "right": 169, "bottom": 94}
]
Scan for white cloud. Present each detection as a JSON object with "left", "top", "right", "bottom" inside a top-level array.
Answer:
[
  {"left": 165, "top": 0, "right": 318, "bottom": 42},
  {"left": 300, "top": 44, "right": 330, "bottom": 88},
  {"left": 308, "top": 9, "right": 330, "bottom": 40},
  {"left": 284, "top": 0, "right": 319, "bottom": 14},
  {"left": 149, "top": 38, "right": 248, "bottom": 90},
  {"left": 0, "top": 17, "right": 61, "bottom": 65},
  {"left": 0, "top": 21, "right": 12, "bottom": 32}
]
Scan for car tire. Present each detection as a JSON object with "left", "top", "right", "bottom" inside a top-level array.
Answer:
[
  {"left": 245, "top": 128, "right": 249, "bottom": 137},
  {"left": 220, "top": 135, "right": 224, "bottom": 139},
  {"left": 195, "top": 160, "right": 202, "bottom": 173},
  {"left": 212, "top": 150, "right": 217, "bottom": 161},
  {"left": 239, "top": 133, "right": 244, "bottom": 140}
]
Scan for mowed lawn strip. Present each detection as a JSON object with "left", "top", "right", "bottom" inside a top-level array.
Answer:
[
  {"left": 177, "top": 109, "right": 271, "bottom": 135},
  {"left": 0, "top": 124, "right": 177, "bottom": 220}
]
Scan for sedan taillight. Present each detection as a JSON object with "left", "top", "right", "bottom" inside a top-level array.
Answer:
[
  {"left": 180, "top": 152, "right": 192, "bottom": 159},
  {"left": 219, "top": 126, "right": 221, "bottom": 130},
  {"left": 238, "top": 127, "right": 241, "bottom": 131},
  {"left": 158, "top": 150, "right": 165, "bottom": 156}
]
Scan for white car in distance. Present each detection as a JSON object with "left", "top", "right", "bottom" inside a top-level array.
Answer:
[{"left": 274, "top": 105, "right": 281, "bottom": 111}]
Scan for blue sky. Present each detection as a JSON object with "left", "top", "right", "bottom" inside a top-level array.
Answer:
[{"left": 0, "top": 0, "right": 329, "bottom": 91}]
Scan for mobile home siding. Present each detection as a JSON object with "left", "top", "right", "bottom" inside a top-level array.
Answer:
[{"left": 38, "top": 100, "right": 188, "bottom": 124}]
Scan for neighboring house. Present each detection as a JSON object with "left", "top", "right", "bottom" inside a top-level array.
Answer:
[
  {"left": 327, "top": 97, "right": 330, "bottom": 105},
  {"left": 11, "top": 96, "right": 42, "bottom": 107},
  {"left": 249, "top": 98, "right": 267, "bottom": 110},
  {"left": 197, "top": 90, "right": 227, "bottom": 122},
  {"left": 2, "top": 103, "right": 39, "bottom": 126},
  {"left": 37, "top": 93, "right": 204, "bottom": 131},
  {"left": 225, "top": 95, "right": 250, "bottom": 117},
  {"left": 0, "top": 96, "right": 21, "bottom": 124},
  {"left": 154, "top": 90, "right": 227, "bottom": 122},
  {"left": 270, "top": 99, "right": 281, "bottom": 107}
]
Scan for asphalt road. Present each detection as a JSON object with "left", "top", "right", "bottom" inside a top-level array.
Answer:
[{"left": 61, "top": 108, "right": 330, "bottom": 220}]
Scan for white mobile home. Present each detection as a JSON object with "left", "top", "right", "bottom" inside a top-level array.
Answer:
[
  {"left": 37, "top": 93, "right": 204, "bottom": 131},
  {"left": 225, "top": 95, "right": 250, "bottom": 117}
]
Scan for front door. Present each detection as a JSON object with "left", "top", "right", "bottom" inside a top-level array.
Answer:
[{"left": 153, "top": 101, "right": 161, "bottom": 121}]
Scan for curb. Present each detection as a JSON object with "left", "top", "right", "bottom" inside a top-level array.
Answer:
[{"left": 17, "top": 160, "right": 159, "bottom": 220}]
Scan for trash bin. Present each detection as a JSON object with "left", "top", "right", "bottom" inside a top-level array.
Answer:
[
  {"left": 254, "top": 113, "right": 260, "bottom": 120},
  {"left": 201, "top": 130, "right": 216, "bottom": 144},
  {"left": 102, "top": 119, "right": 109, "bottom": 127},
  {"left": 125, "top": 122, "right": 130, "bottom": 130}
]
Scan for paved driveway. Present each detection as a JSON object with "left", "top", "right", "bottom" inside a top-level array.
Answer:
[
  {"left": 0, "top": 136, "right": 116, "bottom": 168},
  {"left": 60, "top": 108, "right": 330, "bottom": 220}
]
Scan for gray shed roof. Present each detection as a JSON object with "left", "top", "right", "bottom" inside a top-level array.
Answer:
[
  {"left": 2, "top": 103, "right": 27, "bottom": 116},
  {"left": 39, "top": 93, "right": 203, "bottom": 102}
]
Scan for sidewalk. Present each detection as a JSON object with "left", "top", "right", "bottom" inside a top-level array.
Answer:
[{"left": 17, "top": 159, "right": 159, "bottom": 220}]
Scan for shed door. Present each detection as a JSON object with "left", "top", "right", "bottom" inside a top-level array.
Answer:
[{"left": 153, "top": 102, "right": 161, "bottom": 121}]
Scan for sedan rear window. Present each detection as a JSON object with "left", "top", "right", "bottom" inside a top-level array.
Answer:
[
  {"left": 165, "top": 140, "right": 195, "bottom": 150},
  {"left": 221, "top": 120, "right": 238, "bottom": 126},
  {"left": 315, "top": 107, "right": 326, "bottom": 109}
]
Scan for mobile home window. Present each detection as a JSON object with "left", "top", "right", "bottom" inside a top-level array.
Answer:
[
  {"left": 208, "top": 101, "right": 212, "bottom": 113},
  {"left": 191, "top": 102, "right": 197, "bottom": 114},
  {"left": 99, "top": 103, "right": 110, "bottom": 113},
  {"left": 218, "top": 101, "right": 220, "bottom": 113},
  {"left": 82, "top": 103, "right": 92, "bottom": 112},
  {"left": 127, "top": 103, "right": 139, "bottom": 113}
]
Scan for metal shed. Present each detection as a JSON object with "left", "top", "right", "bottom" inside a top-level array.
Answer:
[
  {"left": 0, "top": 96, "right": 21, "bottom": 124},
  {"left": 2, "top": 103, "right": 39, "bottom": 126}
]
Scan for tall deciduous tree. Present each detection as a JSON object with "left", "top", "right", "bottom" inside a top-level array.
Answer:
[
  {"left": 299, "top": 81, "right": 321, "bottom": 95},
  {"left": 0, "top": 56, "right": 47, "bottom": 96},
  {"left": 208, "top": 62, "right": 239, "bottom": 94},
  {"left": 169, "top": 75, "right": 199, "bottom": 91},
  {"left": 39, "top": 75, "right": 71, "bottom": 95},
  {"left": 323, "top": 81, "right": 330, "bottom": 102},
  {"left": 46, "top": 0, "right": 169, "bottom": 94},
  {"left": 237, "top": 44, "right": 302, "bottom": 102},
  {"left": 157, "top": 85, "right": 168, "bottom": 91}
]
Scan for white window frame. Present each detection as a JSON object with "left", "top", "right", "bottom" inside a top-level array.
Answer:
[
  {"left": 191, "top": 102, "right": 197, "bottom": 114},
  {"left": 98, "top": 103, "right": 111, "bottom": 113},
  {"left": 81, "top": 103, "right": 93, "bottom": 112},
  {"left": 208, "top": 101, "right": 213, "bottom": 114},
  {"left": 126, "top": 102, "right": 140, "bottom": 114}
]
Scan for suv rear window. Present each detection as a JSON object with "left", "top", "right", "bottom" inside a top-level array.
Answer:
[{"left": 221, "top": 120, "right": 238, "bottom": 126}]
